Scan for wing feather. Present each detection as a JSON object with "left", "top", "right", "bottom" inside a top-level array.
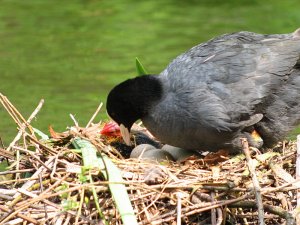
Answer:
[{"left": 162, "top": 31, "right": 300, "bottom": 131}]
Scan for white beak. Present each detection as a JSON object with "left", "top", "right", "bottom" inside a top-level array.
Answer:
[{"left": 119, "top": 124, "right": 131, "bottom": 146}]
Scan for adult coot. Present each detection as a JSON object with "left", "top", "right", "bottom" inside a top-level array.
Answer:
[{"left": 106, "top": 29, "right": 300, "bottom": 153}]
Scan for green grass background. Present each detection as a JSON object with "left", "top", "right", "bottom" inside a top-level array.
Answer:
[{"left": 1, "top": 0, "right": 300, "bottom": 144}]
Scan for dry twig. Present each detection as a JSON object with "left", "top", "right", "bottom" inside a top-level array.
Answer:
[{"left": 241, "top": 138, "right": 265, "bottom": 225}]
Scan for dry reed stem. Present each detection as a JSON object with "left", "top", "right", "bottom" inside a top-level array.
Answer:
[
  {"left": 241, "top": 138, "right": 265, "bottom": 225},
  {"left": 86, "top": 102, "right": 103, "bottom": 128},
  {"left": 296, "top": 135, "right": 300, "bottom": 224},
  {"left": 7, "top": 99, "right": 44, "bottom": 152}
]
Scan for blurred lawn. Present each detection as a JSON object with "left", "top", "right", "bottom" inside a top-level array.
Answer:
[{"left": 0, "top": 0, "right": 300, "bottom": 144}]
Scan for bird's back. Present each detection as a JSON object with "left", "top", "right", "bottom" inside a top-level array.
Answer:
[{"left": 143, "top": 30, "right": 300, "bottom": 151}]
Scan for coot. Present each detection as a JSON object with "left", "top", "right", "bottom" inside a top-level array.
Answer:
[{"left": 106, "top": 29, "right": 300, "bottom": 153}]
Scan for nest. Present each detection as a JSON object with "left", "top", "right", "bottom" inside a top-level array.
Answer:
[{"left": 0, "top": 93, "right": 299, "bottom": 225}]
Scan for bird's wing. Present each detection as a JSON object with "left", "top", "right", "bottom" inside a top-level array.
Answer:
[{"left": 162, "top": 31, "right": 300, "bottom": 131}]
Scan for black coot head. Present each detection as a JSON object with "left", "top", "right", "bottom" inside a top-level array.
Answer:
[
  {"left": 106, "top": 78, "right": 140, "bottom": 130},
  {"left": 106, "top": 75, "right": 163, "bottom": 130}
]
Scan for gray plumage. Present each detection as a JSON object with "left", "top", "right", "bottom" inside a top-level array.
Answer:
[{"left": 106, "top": 29, "right": 300, "bottom": 153}]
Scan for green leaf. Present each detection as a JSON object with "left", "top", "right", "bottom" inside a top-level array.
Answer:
[
  {"left": 33, "top": 127, "right": 49, "bottom": 140},
  {"left": 62, "top": 199, "right": 79, "bottom": 210},
  {"left": 0, "top": 161, "right": 9, "bottom": 172},
  {"left": 55, "top": 184, "right": 69, "bottom": 199},
  {"left": 72, "top": 138, "right": 107, "bottom": 223},
  {"left": 72, "top": 137, "right": 138, "bottom": 225},
  {"left": 97, "top": 155, "right": 138, "bottom": 225},
  {"left": 135, "top": 57, "right": 148, "bottom": 76}
]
